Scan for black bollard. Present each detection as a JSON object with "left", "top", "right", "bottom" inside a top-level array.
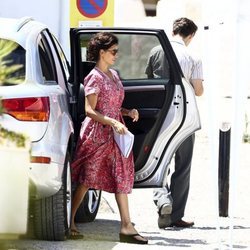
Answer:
[{"left": 218, "top": 122, "right": 231, "bottom": 217}]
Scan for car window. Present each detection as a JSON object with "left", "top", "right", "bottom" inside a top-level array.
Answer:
[
  {"left": 0, "top": 38, "right": 25, "bottom": 85},
  {"left": 79, "top": 33, "right": 168, "bottom": 80},
  {"left": 38, "top": 34, "right": 57, "bottom": 82},
  {"left": 51, "top": 35, "right": 70, "bottom": 82},
  {"left": 40, "top": 30, "right": 70, "bottom": 91}
]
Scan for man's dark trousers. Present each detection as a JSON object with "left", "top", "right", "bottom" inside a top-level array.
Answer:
[{"left": 153, "top": 134, "right": 195, "bottom": 223}]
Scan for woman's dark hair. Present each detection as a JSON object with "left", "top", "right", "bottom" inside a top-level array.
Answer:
[
  {"left": 172, "top": 17, "right": 198, "bottom": 38},
  {"left": 87, "top": 32, "right": 118, "bottom": 62}
]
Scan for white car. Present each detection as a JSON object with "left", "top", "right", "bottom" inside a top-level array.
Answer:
[{"left": 0, "top": 17, "right": 200, "bottom": 241}]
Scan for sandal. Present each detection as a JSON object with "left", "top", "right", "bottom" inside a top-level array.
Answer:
[
  {"left": 68, "top": 229, "right": 84, "bottom": 240},
  {"left": 119, "top": 233, "right": 148, "bottom": 244}
]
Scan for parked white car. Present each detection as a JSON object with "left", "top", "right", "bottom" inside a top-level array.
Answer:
[{"left": 0, "top": 17, "right": 200, "bottom": 241}]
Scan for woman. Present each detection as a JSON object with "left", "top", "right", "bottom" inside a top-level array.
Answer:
[{"left": 70, "top": 32, "right": 148, "bottom": 245}]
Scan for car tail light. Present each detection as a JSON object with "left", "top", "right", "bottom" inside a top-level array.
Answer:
[{"left": 2, "top": 97, "right": 50, "bottom": 121}]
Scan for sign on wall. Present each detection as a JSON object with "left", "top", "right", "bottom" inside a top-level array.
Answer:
[{"left": 70, "top": 0, "right": 114, "bottom": 27}]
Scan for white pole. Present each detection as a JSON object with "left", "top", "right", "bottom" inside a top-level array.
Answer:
[
  {"left": 228, "top": 0, "right": 250, "bottom": 248},
  {"left": 204, "top": 32, "right": 222, "bottom": 247},
  {"left": 201, "top": 1, "right": 222, "bottom": 247}
]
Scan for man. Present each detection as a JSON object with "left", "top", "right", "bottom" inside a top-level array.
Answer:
[{"left": 146, "top": 17, "right": 204, "bottom": 228}]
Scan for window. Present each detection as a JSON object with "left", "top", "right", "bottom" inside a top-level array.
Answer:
[
  {"left": 0, "top": 38, "right": 25, "bottom": 85},
  {"left": 115, "top": 34, "right": 160, "bottom": 79},
  {"left": 51, "top": 34, "right": 70, "bottom": 82},
  {"left": 79, "top": 33, "right": 167, "bottom": 80},
  {"left": 38, "top": 34, "right": 57, "bottom": 82}
]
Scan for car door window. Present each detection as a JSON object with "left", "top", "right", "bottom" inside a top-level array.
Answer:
[
  {"left": 38, "top": 31, "right": 70, "bottom": 92},
  {"left": 115, "top": 34, "right": 167, "bottom": 80},
  {"left": 52, "top": 35, "right": 70, "bottom": 82},
  {"left": 78, "top": 33, "right": 169, "bottom": 81},
  {"left": 38, "top": 34, "right": 57, "bottom": 82}
]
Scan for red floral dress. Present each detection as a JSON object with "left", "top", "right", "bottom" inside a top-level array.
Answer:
[{"left": 71, "top": 67, "right": 134, "bottom": 194}]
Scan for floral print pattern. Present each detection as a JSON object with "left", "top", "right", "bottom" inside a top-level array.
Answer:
[{"left": 71, "top": 67, "right": 134, "bottom": 194}]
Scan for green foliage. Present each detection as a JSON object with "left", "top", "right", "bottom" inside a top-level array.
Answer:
[
  {"left": 0, "top": 125, "right": 27, "bottom": 148},
  {"left": 0, "top": 39, "right": 23, "bottom": 85}
]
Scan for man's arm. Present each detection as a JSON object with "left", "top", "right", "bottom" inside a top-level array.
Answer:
[
  {"left": 190, "top": 58, "right": 204, "bottom": 96},
  {"left": 190, "top": 79, "right": 204, "bottom": 96}
]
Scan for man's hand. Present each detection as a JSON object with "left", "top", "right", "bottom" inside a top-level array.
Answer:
[{"left": 128, "top": 109, "right": 139, "bottom": 122}]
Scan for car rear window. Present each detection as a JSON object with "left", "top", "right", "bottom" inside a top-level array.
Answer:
[{"left": 0, "top": 38, "right": 26, "bottom": 86}]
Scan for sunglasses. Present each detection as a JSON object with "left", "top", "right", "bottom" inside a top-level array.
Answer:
[{"left": 107, "top": 48, "right": 119, "bottom": 56}]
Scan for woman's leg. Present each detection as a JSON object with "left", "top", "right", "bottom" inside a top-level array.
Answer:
[
  {"left": 115, "top": 193, "right": 147, "bottom": 243},
  {"left": 115, "top": 193, "right": 136, "bottom": 234},
  {"left": 71, "top": 184, "right": 89, "bottom": 232}
]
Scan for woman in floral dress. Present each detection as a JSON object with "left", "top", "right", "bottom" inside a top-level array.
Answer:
[{"left": 70, "top": 32, "right": 148, "bottom": 244}]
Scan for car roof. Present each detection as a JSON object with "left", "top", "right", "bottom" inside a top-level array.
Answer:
[{"left": 0, "top": 16, "right": 47, "bottom": 47}]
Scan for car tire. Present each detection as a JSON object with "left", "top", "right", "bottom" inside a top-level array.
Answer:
[
  {"left": 33, "top": 153, "right": 72, "bottom": 241},
  {"left": 75, "top": 189, "right": 101, "bottom": 223}
]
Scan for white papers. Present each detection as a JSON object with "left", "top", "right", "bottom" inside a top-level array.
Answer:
[{"left": 113, "top": 129, "right": 134, "bottom": 158}]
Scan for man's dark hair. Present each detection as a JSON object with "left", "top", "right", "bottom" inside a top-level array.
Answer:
[{"left": 172, "top": 17, "right": 198, "bottom": 38}]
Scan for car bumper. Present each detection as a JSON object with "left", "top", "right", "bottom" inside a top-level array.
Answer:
[{"left": 28, "top": 161, "right": 64, "bottom": 199}]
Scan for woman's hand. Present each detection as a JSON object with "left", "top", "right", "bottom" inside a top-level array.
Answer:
[
  {"left": 113, "top": 120, "right": 127, "bottom": 134},
  {"left": 128, "top": 109, "right": 139, "bottom": 122}
]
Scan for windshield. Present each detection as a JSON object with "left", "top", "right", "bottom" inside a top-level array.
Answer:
[{"left": 0, "top": 38, "right": 26, "bottom": 86}]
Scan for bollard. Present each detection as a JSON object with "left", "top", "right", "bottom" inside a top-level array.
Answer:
[{"left": 218, "top": 122, "right": 231, "bottom": 217}]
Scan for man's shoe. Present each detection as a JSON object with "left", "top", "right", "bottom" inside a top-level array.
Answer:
[
  {"left": 159, "top": 203, "right": 172, "bottom": 215},
  {"left": 158, "top": 214, "right": 172, "bottom": 229},
  {"left": 158, "top": 203, "right": 173, "bottom": 229},
  {"left": 170, "top": 219, "right": 194, "bottom": 228}
]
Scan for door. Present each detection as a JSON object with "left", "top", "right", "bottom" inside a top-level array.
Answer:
[{"left": 69, "top": 28, "right": 201, "bottom": 188}]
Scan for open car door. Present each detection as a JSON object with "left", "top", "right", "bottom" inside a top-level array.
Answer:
[{"left": 69, "top": 28, "right": 201, "bottom": 188}]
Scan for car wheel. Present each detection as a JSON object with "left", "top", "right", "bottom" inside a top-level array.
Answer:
[
  {"left": 75, "top": 189, "right": 101, "bottom": 223},
  {"left": 33, "top": 153, "right": 72, "bottom": 241}
]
